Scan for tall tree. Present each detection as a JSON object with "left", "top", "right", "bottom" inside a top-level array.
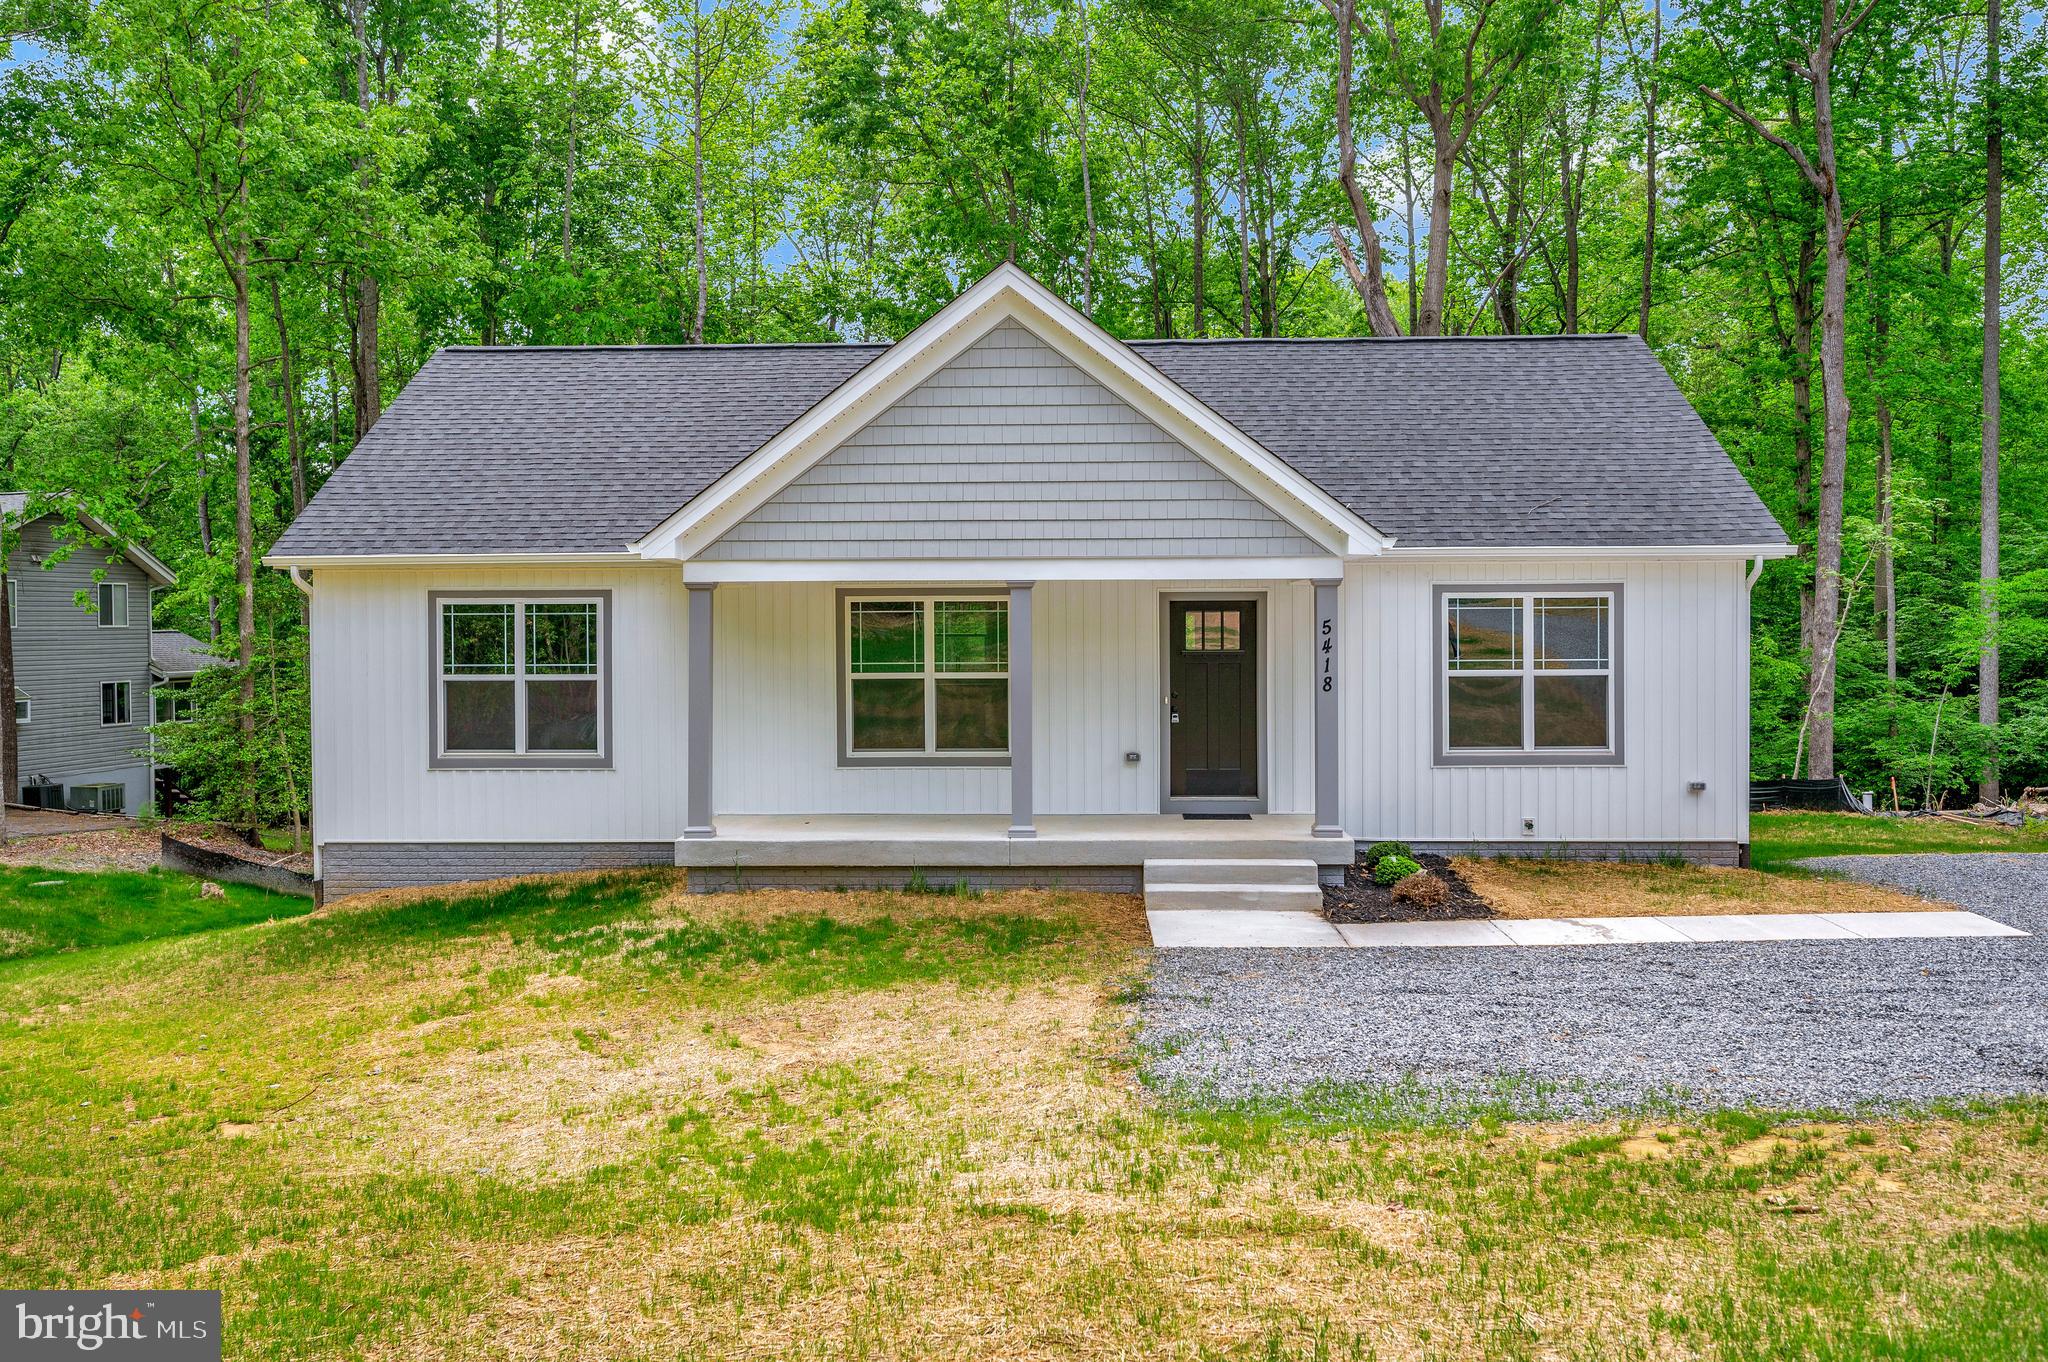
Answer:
[
  {"left": 1699, "top": 0, "right": 1880, "bottom": 779},
  {"left": 1978, "top": 0, "right": 2001, "bottom": 800}
]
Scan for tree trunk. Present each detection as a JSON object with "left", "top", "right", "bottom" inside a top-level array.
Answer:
[
  {"left": 689, "top": 13, "right": 708, "bottom": 344},
  {"left": 1979, "top": 0, "right": 2001, "bottom": 801},
  {"left": 1806, "top": 45, "right": 1852, "bottom": 780},
  {"left": 350, "top": 0, "right": 381, "bottom": 442},
  {"left": 1233, "top": 94, "right": 1252, "bottom": 336},
  {"left": 1635, "top": 0, "right": 1659, "bottom": 338},
  {"left": 1420, "top": 125, "right": 1455, "bottom": 335},
  {"left": 1077, "top": 0, "right": 1096, "bottom": 317},
  {"left": 562, "top": 4, "right": 581, "bottom": 265},
  {"left": 1330, "top": 0, "right": 1403, "bottom": 335},
  {"left": 233, "top": 251, "right": 259, "bottom": 832},
  {"left": 1399, "top": 122, "right": 1419, "bottom": 335},
  {"left": 269, "top": 274, "right": 307, "bottom": 515},
  {"left": 1189, "top": 105, "right": 1207, "bottom": 337}
]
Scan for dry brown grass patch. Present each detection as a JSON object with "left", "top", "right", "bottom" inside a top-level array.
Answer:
[{"left": 1457, "top": 857, "right": 1950, "bottom": 918}]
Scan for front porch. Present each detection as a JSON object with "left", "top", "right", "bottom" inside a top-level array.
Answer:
[
  {"left": 676, "top": 573, "right": 1349, "bottom": 887},
  {"left": 677, "top": 812, "right": 1354, "bottom": 891}
]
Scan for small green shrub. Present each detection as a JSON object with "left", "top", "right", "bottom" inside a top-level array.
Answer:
[
  {"left": 1363, "top": 840, "right": 1415, "bottom": 869},
  {"left": 1372, "top": 855, "right": 1422, "bottom": 887}
]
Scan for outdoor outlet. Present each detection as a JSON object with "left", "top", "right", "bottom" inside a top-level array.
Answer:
[
  {"left": 1520, "top": 817, "right": 1536, "bottom": 837},
  {"left": 1688, "top": 781, "right": 1707, "bottom": 794},
  {"left": 1124, "top": 751, "right": 1142, "bottom": 765}
]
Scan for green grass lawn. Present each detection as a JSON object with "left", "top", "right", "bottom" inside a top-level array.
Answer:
[
  {"left": 1749, "top": 810, "right": 2048, "bottom": 872},
  {"left": 1, "top": 868, "right": 2044, "bottom": 1359},
  {"left": 0, "top": 862, "right": 310, "bottom": 962}
]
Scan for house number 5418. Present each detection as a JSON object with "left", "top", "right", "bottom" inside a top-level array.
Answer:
[{"left": 1319, "top": 618, "right": 1334, "bottom": 693}]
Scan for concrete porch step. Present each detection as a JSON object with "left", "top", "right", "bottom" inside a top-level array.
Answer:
[
  {"left": 1143, "top": 882, "right": 1326, "bottom": 912},
  {"left": 1142, "top": 857, "right": 1321, "bottom": 887}
]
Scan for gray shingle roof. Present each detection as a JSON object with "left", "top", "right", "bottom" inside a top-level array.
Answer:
[
  {"left": 270, "top": 333, "right": 1788, "bottom": 557},
  {"left": 150, "top": 629, "right": 224, "bottom": 678}
]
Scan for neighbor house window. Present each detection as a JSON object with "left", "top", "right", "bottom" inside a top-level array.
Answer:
[
  {"left": 101, "top": 680, "right": 132, "bottom": 726},
  {"left": 97, "top": 582, "right": 129, "bottom": 627},
  {"left": 13, "top": 691, "right": 28, "bottom": 724},
  {"left": 1438, "top": 588, "right": 1617, "bottom": 763},
  {"left": 5, "top": 576, "right": 16, "bottom": 618},
  {"left": 432, "top": 593, "right": 608, "bottom": 767},
  {"left": 153, "top": 682, "right": 195, "bottom": 724},
  {"left": 843, "top": 594, "right": 1008, "bottom": 761}
]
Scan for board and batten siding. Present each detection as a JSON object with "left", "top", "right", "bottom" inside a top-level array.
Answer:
[
  {"left": 700, "top": 320, "right": 1323, "bottom": 562},
  {"left": 1339, "top": 557, "right": 1751, "bottom": 849},
  {"left": 308, "top": 565, "right": 689, "bottom": 846},
  {"left": 8, "top": 518, "right": 158, "bottom": 805},
  {"left": 713, "top": 580, "right": 1314, "bottom": 816}
]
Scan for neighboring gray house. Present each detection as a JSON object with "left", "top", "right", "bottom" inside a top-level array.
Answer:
[
  {"left": 267, "top": 265, "right": 1795, "bottom": 901},
  {"left": 150, "top": 628, "right": 221, "bottom": 720},
  {"left": 4, "top": 496, "right": 177, "bottom": 814}
]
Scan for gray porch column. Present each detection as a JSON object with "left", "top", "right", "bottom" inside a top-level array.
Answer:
[
  {"left": 1312, "top": 578, "right": 1343, "bottom": 838},
  {"left": 684, "top": 583, "right": 716, "bottom": 839},
  {"left": 1008, "top": 581, "right": 1035, "bottom": 839}
]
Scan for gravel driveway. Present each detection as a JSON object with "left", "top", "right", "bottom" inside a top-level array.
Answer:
[{"left": 1139, "top": 853, "right": 2048, "bottom": 1118}]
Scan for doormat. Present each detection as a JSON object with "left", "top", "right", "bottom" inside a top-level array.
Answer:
[{"left": 1182, "top": 813, "right": 1252, "bottom": 821}]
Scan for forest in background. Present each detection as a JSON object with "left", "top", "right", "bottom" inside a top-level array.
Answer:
[{"left": 0, "top": 0, "right": 2042, "bottom": 833}]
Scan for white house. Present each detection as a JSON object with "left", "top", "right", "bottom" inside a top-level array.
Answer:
[{"left": 265, "top": 265, "right": 1794, "bottom": 901}]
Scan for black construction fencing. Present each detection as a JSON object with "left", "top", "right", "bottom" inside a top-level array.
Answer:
[{"left": 1750, "top": 778, "right": 1874, "bottom": 814}]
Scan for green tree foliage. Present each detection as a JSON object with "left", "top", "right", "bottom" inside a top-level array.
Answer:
[{"left": 0, "top": 0, "right": 2042, "bottom": 826}]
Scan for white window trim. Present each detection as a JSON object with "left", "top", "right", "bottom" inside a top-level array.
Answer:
[
  {"left": 427, "top": 590, "right": 612, "bottom": 771},
  {"left": 6, "top": 576, "right": 16, "bottom": 618},
  {"left": 1434, "top": 584, "right": 1623, "bottom": 768},
  {"left": 838, "top": 590, "right": 1011, "bottom": 768},
  {"left": 14, "top": 690, "right": 29, "bottom": 724},
  {"left": 153, "top": 683, "right": 194, "bottom": 724},
  {"left": 100, "top": 680, "right": 132, "bottom": 727},
  {"left": 97, "top": 581, "right": 130, "bottom": 627}
]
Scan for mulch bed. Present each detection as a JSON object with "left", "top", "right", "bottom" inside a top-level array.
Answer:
[{"left": 1322, "top": 852, "right": 1496, "bottom": 924}]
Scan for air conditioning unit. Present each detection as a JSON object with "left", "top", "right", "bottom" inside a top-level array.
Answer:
[
  {"left": 19, "top": 781, "right": 62, "bottom": 809},
  {"left": 67, "top": 783, "right": 126, "bottom": 815}
]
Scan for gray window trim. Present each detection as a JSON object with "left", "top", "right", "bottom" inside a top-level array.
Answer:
[
  {"left": 1432, "top": 583, "right": 1624, "bottom": 768},
  {"left": 836, "top": 586, "right": 1012, "bottom": 769},
  {"left": 428, "top": 589, "right": 613, "bottom": 771}
]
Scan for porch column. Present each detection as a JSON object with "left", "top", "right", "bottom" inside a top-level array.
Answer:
[
  {"left": 1312, "top": 578, "right": 1343, "bottom": 838},
  {"left": 1008, "top": 581, "right": 1035, "bottom": 839},
  {"left": 684, "top": 582, "right": 716, "bottom": 839}
]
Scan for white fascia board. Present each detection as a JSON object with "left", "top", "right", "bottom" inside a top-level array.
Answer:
[
  {"left": 1380, "top": 543, "right": 1799, "bottom": 560},
  {"left": 681, "top": 556, "right": 1346, "bottom": 584},
  {"left": 633, "top": 263, "right": 1387, "bottom": 562},
  {"left": 261, "top": 552, "right": 652, "bottom": 569}
]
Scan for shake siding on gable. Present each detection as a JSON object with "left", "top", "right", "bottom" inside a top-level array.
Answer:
[
  {"left": 700, "top": 321, "right": 1325, "bottom": 562},
  {"left": 9, "top": 518, "right": 157, "bottom": 800}
]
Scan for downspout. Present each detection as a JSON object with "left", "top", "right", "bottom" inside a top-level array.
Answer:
[
  {"left": 1745, "top": 555, "right": 1765, "bottom": 593},
  {"left": 288, "top": 565, "right": 312, "bottom": 597}
]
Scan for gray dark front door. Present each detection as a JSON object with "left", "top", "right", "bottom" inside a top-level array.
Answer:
[{"left": 1168, "top": 599, "right": 1259, "bottom": 801}]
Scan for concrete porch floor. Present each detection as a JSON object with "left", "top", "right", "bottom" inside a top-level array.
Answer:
[{"left": 674, "top": 813, "right": 1354, "bottom": 870}]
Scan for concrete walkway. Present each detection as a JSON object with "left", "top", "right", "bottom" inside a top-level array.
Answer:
[{"left": 1147, "top": 908, "right": 2026, "bottom": 949}]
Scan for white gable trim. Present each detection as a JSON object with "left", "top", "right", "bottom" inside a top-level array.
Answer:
[{"left": 629, "top": 265, "right": 1389, "bottom": 562}]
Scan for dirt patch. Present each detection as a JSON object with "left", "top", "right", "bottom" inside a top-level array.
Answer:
[
  {"left": 1323, "top": 853, "right": 1494, "bottom": 924},
  {"left": 0, "top": 825, "right": 160, "bottom": 871},
  {"left": 1459, "top": 858, "right": 1950, "bottom": 919}
]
